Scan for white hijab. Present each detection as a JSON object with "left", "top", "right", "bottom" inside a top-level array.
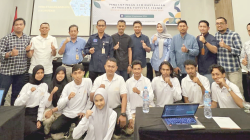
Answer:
[
  {"left": 90, "top": 88, "right": 113, "bottom": 140},
  {"left": 154, "top": 21, "right": 172, "bottom": 58}
]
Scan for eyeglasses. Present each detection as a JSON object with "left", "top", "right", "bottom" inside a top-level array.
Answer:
[
  {"left": 215, "top": 23, "right": 225, "bottom": 26},
  {"left": 97, "top": 25, "right": 106, "bottom": 27}
]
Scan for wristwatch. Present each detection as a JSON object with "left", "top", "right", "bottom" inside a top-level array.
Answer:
[
  {"left": 186, "top": 49, "right": 189, "bottom": 53},
  {"left": 204, "top": 41, "right": 207, "bottom": 45},
  {"left": 121, "top": 113, "right": 126, "bottom": 117}
]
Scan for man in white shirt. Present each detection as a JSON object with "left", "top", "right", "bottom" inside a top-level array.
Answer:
[
  {"left": 50, "top": 64, "right": 92, "bottom": 139},
  {"left": 125, "top": 60, "right": 154, "bottom": 133},
  {"left": 210, "top": 64, "right": 244, "bottom": 108},
  {"left": 26, "top": 22, "right": 58, "bottom": 85},
  {"left": 90, "top": 58, "right": 131, "bottom": 138},
  {"left": 152, "top": 61, "right": 182, "bottom": 107},
  {"left": 182, "top": 60, "right": 210, "bottom": 105}
]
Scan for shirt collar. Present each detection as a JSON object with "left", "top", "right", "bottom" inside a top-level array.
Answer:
[
  {"left": 215, "top": 78, "right": 230, "bottom": 89},
  {"left": 179, "top": 33, "right": 188, "bottom": 39},
  {"left": 186, "top": 72, "right": 201, "bottom": 81},
  {"left": 132, "top": 74, "right": 143, "bottom": 81},
  {"left": 218, "top": 28, "right": 230, "bottom": 35},
  {"left": 38, "top": 35, "right": 50, "bottom": 40},
  {"left": 73, "top": 79, "right": 84, "bottom": 87},
  {"left": 133, "top": 33, "right": 142, "bottom": 38},
  {"left": 70, "top": 37, "right": 79, "bottom": 43},
  {"left": 11, "top": 32, "right": 25, "bottom": 37},
  {"left": 103, "top": 73, "right": 117, "bottom": 81},
  {"left": 203, "top": 32, "right": 210, "bottom": 38},
  {"left": 95, "top": 33, "right": 107, "bottom": 38}
]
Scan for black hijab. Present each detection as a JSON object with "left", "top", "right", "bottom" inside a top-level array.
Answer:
[
  {"left": 29, "top": 65, "right": 44, "bottom": 85},
  {"left": 48, "top": 66, "right": 68, "bottom": 107}
]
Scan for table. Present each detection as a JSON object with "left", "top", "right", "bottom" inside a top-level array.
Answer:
[
  {"left": 135, "top": 107, "right": 250, "bottom": 140},
  {"left": 0, "top": 106, "right": 25, "bottom": 140}
]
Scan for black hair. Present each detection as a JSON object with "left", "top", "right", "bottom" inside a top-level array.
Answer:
[
  {"left": 177, "top": 20, "right": 187, "bottom": 26},
  {"left": 209, "top": 64, "right": 225, "bottom": 74},
  {"left": 69, "top": 24, "right": 78, "bottom": 32},
  {"left": 198, "top": 20, "right": 209, "bottom": 27},
  {"left": 97, "top": 19, "right": 106, "bottom": 25},
  {"left": 133, "top": 20, "right": 142, "bottom": 26},
  {"left": 13, "top": 18, "right": 26, "bottom": 26},
  {"left": 106, "top": 57, "right": 117, "bottom": 64},
  {"left": 159, "top": 61, "right": 174, "bottom": 78},
  {"left": 216, "top": 17, "right": 227, "bottom": 24},
  {"left": 117, "top": 20, "right": 126, "bottom": 25},
  {"left": 184, "top": 60, "right": 197, "bottom": 67},
  {"left": 131, "top": 60, "right": 142, "bottom": 68},
  {"left": 40, "top": 22, "right": 50, "bottom": 27},
  {"left": 72, "top": 64, "right": 84, "bottom": 72}
]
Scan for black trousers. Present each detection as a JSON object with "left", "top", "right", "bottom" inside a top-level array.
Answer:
[
  {"left": 89, "top": 71, "right": 105, "bottom": 83},
  {"left": 50, "top": 114, "right": 81, "bottom": 134},
  {"left": 113, "top": 106, "right": 129, "bottom": 135}
]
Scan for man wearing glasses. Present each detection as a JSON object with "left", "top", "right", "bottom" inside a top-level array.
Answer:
[
  {"left": 84, "top": 19, "right": 114, "bottom": 83},
  {"left": 215, "top": 17, "right": 244, "bottom": 99}
]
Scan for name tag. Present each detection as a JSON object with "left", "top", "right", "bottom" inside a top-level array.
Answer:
[{"left": 93, "top": 39, "right": 98, "bottom": 42}]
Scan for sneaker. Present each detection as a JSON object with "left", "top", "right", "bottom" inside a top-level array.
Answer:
[
  {"left": 64, "top": 131, "right": 70, "bottom": 139},
  {"left": 51, "top": 133, "right": 64, "bottom": 140},
  {"left": 113, "top": 134, "right": 121, "bottom": 139},
  {"left": 122, "top": 127, "right": 134, "bottom": 135}
]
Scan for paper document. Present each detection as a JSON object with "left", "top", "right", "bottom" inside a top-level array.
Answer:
[{"left": 213, "top": 117, "right": 241, "bottom": 129}]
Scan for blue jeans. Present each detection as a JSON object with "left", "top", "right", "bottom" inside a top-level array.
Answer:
[
  {"left": 29, "top": 73, "right": 52, "bottom": 86},
  {"left": 203, "top": 74, "right": 214, "bottom": 86},
  {"left": 0, "top": 73, "right": 25, "bottom": 105},
  {"left": 116, "top": 70, "right": 128, "bottom": 81}
]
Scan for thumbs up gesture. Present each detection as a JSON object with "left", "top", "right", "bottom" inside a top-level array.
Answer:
[
  {"left": 51, "top": 42, "right": 56, "bottom": 51},
  {"left": 11, "top": 47, "right": 19, "bottom": 56},
  {"left": 114, "top": 42, "right": 119, "bottom": 50},
  {"left": 181, "top": 44, "right": 188, "bottom": 53},
  {"left": 242, "top": 54, "right": 248, "bottom": 66},
  {"left": 219, "top": 38, "right": 226, "bottom": 48},
  {"left": 152, "top": 35, "right": 157, "bottom": 43},
  {"left": 199, "top": 34, "right": 206, "bottom": 44},
  {"left": 141, "top": 40, "right": 147, "bottom": 49},
  {"left": 26, "top": 43, "right": 32, "bottom": 52}
]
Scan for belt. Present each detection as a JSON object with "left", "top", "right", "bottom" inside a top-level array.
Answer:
[{"left": 63, "top": 63, "right": 81, "bottom": 67}]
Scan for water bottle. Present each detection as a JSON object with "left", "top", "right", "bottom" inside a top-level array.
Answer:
[
  {"left": 204, "top": 90, "right": 212, "bottom": 119},
  {"left": 143, "top": 86, "right": 149, "bottom": 113}
]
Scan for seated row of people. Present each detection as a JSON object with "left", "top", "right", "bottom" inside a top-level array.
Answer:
[{"left": 14, "top": 58, "right": 244, "bottom": 139}]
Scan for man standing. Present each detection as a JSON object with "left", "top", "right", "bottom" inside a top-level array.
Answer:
[
  {"left": 84, "top": 19, "right": 114, "bottom": 82},
  {"left": 170, "top": 20, "right": 199, "bottom": 82},
  {"left": 215, "top": 17, "right": 244, "bottom": 98},
  {"left": 241, "top": 23, "right": 250, "bottom": 99},
  {"left": 58, "top": 25, "right": 86, "bottom": 81},
  {"left": 27, "top": 22, "right": 58, "bottom": 85},
  {"left": 0, "top": 18, "right": 31, "bottom": 105},
  {"left": 196, "top": 20, "right": 218, "bottom": 84},
  {"left": 130, "top": 21, "right": 151, "bottom": 77},
  {"left": 111, "top": 20, "right": 133, "bottom": 81}
]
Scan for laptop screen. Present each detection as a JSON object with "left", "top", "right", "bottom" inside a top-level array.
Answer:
[
  {"left": 0, "top": 89, "right": 4, "bottom": 105},
  {"left": 162, "top": 103, "right": 199, "bottom": 118}
]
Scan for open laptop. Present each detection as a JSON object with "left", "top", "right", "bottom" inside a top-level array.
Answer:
[
  {"left": 0, "top": 89, "right": 5, "bottom": 106},
  {"left": 162, "top": 103, "right": 205, "bottom": 131}
]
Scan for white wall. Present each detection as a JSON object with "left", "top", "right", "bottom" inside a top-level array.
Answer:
[
  {"left": 0, "top": 0, "right": 15, "bottom": 38},
  {"left": 232, "top": 0, "right": 250, "bottom": 44}
]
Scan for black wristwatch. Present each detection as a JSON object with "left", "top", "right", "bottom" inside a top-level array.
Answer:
[
  {"left": 121, "top": 113, "right": 126, "bottom": 117},
  {"left": 204, "top": 41, "right": 207, "bottom": 45},
  {"left": 187, "top": 49, "right": 189, "bottom": 53}
]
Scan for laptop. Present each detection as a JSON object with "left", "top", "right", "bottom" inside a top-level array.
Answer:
[
  {"left": 162, "top": 103, "right": 205, "bottom": 131},
  {"left": 0, "top": 89, "right": 5, "bottom": 106}
]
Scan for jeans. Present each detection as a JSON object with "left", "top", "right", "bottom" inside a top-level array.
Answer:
[
  {"left": 116, "top": 70, "right": 128, "bottom": 81},
  {"left": 89, "top": 71, "right": 105, "bottom": 83},
  {"left": 203, "top": 74, "right": 214, "bottom": 86},
  {"left": 0, "top": 73, "right": 25, "bottom": 105},
  {"left": 226, "top": 69, "right": 244, "bottom": 100}
]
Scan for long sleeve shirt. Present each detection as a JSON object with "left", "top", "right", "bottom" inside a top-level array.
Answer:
[
  {"left": 72, "top": 111, "right": 117, "bottom": 140},
  {"left": 14, "top": 83, "right": 49, "bottom": 121},
  {"left": 152, "top": 76, "right": 182, "bottom": 107},
  {"left": 170, "top": 33, "right": 199, "bottom": 74},
  {"left": 57, "top": 78, "right": 93, "bottom": 118},
  {"left": 150, "top": 36, "right": 172, "bottom": 71}
]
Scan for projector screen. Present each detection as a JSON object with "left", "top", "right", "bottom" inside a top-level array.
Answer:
[{"left": 31, "top": 0, "right": 91, "bottom": 36}]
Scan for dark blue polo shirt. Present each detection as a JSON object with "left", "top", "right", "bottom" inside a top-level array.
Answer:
[
  {"left": 130, "top": 33, "right": 151, "bottom": 68},
  {"left": 196, "top": 33, "right": 218, "bottom": 75},
  {"left": 84, "top": 33, "right": 113, "bottom": 72}
]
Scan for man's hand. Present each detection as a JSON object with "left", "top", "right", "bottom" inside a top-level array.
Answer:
[
  {"left": 114, "top": 42, "right": 119, "bottom": 50},
  {"left": 219, "top": 38, "right": 226, "bottom": 48},
  {"left": 181, "top": 44, "right": 188, "bottom": 53},
  {"left": 199, "top": 34, "right": 206, "bottom": 44},
  {"left": 31, "top": 87, "right": 36, "bottom": 92},
  {"left": 89, "top": 47, "right": 95, "bottom": 54},
  {"left": 152, "top": 35, "right": 157, "bottom": 43},
  {"left": 141, "top": 40, "right": 147, "bottom": 49},
  {"left": 174, "top": 67, "right": 181, "bottom": 74},
  {"left": 78, "top": 112, "right": 85, "bottom": 118},
  {"left": 51, "top": 42, "right": 56, "bottom": 51},
  {"left": 26, "top": 43, "right": 32, "bottom": 52},
  {"left": 37, "top": 121, "right": 41, "bottom": 129},
  {"left": 217, "top": 78, "right": 227, "bottom": 87},
  {"left": 117, "top": 115, "right": 126, "bottom": 128},
  {"left": 51, "top": 86, "right": 58, "bottom": 94},
  {"left": 11, "top": 47, "right": 19, "bottom": 56},
  {"left": 165, "top": 77, "right": 173, "bottom": 87},
  {"left": 192, "top": 77, "right": 202, "bottom": 87},
  {"left": 242, "top": 54, "right": 248, "bottom": 66},
  {"left": 86, "top": 110, "right": 93, "bottom": 119},
  {"left": 127, "top": 66, "right": 132, "bottom": 74},
  {"left": 133, "top": 87, "right": 140, "bottom": 94},
  {"left": 128, "top": 119, "right": 134, "bottom": 129},
  {"left": 99, "top": 84, "right": 105, "bottom": 89},
  {"left": 68, "top": 92, "right": 76, "bottom": 100},
  {"left": 64, "top": 37, "right": 71, "bottom": 44},
  {"left": 45, "top": 109, "right": 53, "bottom": 119}
]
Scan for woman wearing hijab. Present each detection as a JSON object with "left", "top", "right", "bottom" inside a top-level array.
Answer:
[
  {"left": 14, "top": 65, "right": 50, "bottom": 140},
  {"left": 43, "top": 66, "right": 68, "bottom": 135},
  {"left": 72, "top": 88, "right": 117, "bottom": 140},
  {"left": 151, "top": 21, "right": 172, "bottom": 77}
]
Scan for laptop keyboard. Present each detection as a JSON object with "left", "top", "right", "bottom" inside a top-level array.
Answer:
[{"left": 165, "top": 117, "right": 197, "bottom": 125}]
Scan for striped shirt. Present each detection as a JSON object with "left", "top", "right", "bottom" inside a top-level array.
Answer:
[
  {"left": 0, "top": 32, "right": 31, "bottom": 75},
  {"left": 215, "top": 29, "right": 242, "bottom": 72}
]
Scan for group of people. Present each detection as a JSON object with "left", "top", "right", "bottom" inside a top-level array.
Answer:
[{"left": 0, "top": 16, "right": 249, "bottom": 140}]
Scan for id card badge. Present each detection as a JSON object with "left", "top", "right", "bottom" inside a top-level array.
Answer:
[
  {"left": 102, "top": 47, "right": 105, "bottom": 54},
  {"left": 201, "top": 44, "right": 205, "bottom": 55},
  {"left": 76, "top": 54, "right": 79, "bottom": 60}
]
